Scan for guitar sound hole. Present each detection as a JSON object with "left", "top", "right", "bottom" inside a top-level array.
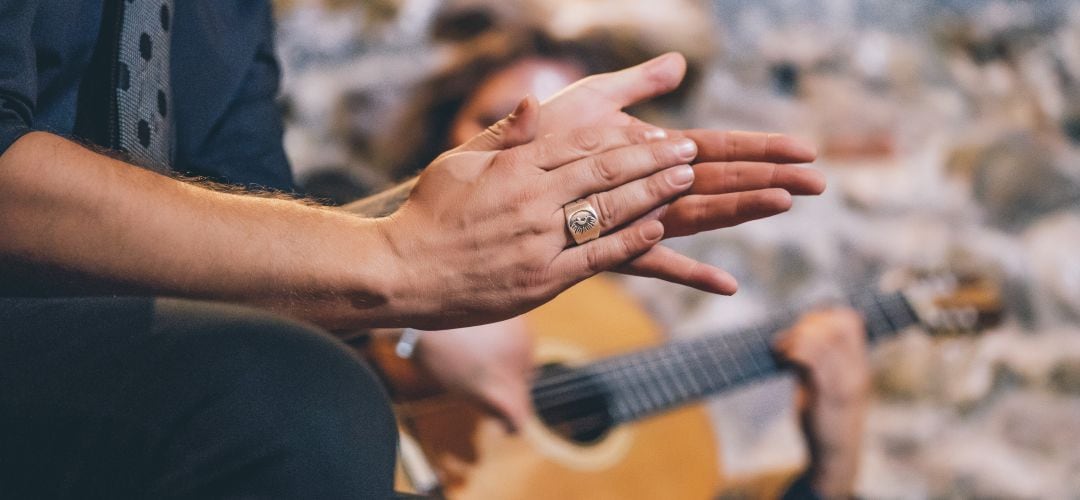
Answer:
[{"left": 533, "top": 363, "right": 615, "bottom": 446}]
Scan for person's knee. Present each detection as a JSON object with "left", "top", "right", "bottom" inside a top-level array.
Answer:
[{"left": 148, "top": 300, "right": 397, "bottom": 496}]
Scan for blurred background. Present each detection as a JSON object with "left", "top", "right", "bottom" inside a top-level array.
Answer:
[{"left": 272, "top": 0, "right": 1080, "bottom": 497}]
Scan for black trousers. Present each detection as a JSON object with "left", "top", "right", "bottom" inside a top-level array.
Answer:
[{"left": 0, "top": 297, "right": 398, "bottom": 499}]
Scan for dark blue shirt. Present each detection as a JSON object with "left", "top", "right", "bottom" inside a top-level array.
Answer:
[{"left": 0, "top": 0, "right": 294, "bottom": 190}]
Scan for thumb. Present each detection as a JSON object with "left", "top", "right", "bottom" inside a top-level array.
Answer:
[
  {"left": 480, "top": 379, "right": 533, "bottom": 434},
  {"left": 561, "top": 52, "right": 686, "bottom": 110},
  {"left": 457, "top": 94, "right": 539, "bottom": 153}
]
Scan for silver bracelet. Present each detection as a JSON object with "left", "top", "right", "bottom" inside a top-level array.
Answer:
[{"left": 394, "top": 328, "right": 422, "bottom": 359}]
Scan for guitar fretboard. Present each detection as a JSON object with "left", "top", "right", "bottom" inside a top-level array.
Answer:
[{"left": 531, "top": 290, "right": 918, "bottom": 426}]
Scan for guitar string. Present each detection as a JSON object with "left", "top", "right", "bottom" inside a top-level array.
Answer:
[
  {"left": 529, "top": 285, "right": 894, "bottom": 395},
  {"left": 535, "top": 295, "right": 846, "bottom": 427},
  {"left": 529, "top": 289, "right": 911, "bottom": 418},
  {"left": 531, "top": 287, "right": 904, "bottom": 396},
  {"left": 530, "top": 289, "right": 908, "bottom": 418},
  {"left": 536, "top": 318, "right": 789, "bottom": 421},
  {"left": 531, "top": 288, "right": 902, "bottom": 413},
  {"left": 532, "top": 291, "right": 879, "bottom": 421},
  {"left": 531, "top": 293, "right": 901, "bottom": 421}
]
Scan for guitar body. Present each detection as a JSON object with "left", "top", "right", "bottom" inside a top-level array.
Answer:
[{"left": 396, "top": 277, "right": 721, "bottom": 499}]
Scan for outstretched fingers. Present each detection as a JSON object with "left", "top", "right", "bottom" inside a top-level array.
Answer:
[
  {"left": 661, "top": 188, "right": 795, "bottom": 238},
  {"left": 677, "top": 130, "right": 817, "bottom": 164},
  {"left": 617, "top": 245, "right": 738, "bottom": 295},
  {"left": 690, "top": 161, "right": 826, "bottom": 196}
]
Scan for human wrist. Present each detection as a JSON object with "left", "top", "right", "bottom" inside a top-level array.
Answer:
[
  {"left": 807, "top": 451, "right": 859, "bottom": 498},
  {"left": 362, "top": 213, "right": 437, "bottom": 326}
]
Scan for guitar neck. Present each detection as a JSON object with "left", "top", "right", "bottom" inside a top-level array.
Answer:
[{"left": 531, "top": 290, "right": 918, "bottom": 426}]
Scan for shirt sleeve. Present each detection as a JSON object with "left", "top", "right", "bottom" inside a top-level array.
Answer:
[{"left": 0, "top": 2, "right": 39, "bottom": 157}]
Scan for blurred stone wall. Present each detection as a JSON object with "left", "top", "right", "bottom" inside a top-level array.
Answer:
[{"left": 273, "top": 1, "right": 1080, "bottom": 497}]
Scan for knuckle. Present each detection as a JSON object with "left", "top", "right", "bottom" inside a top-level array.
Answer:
[
  {"left": 510, "top": 185, "right": 539, "bottom": 208},
  {"left": 584, "top": 243, "right": 608, "bottom": 274},
  {"left": 646, "top": 172, "right": 672, "bottom": 199},
  {"left": 651, "top": 141, "right": 673, "bottom": 167},
  {"left": 588, "top": 193, "right": 617, "bottom": 230},
  {"left": 588, "top": 155, "right": 620, "bottom": 184},
  {"left": 620, "top": 231, "right": 640, "bottom": 257},
  {"left": 690, "top": 198, "right": 709, "bottom": 227},
  {"left": 571, "top": 128, "right": 604, "bottom": 153},
  {"left": 628, "top": 126, "right": 658, "bottom": 145},
  {"left": 525, "top": 213, "right": 550, "bottom": 236}
]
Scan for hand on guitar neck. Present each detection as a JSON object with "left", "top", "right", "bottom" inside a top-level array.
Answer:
[{"left": 774, "top": 309, "right": 870, "bottom": 499}]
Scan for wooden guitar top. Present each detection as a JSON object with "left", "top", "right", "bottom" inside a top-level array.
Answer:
[{"left": 396, "top": 277, "right": 721, "bottom": 499}]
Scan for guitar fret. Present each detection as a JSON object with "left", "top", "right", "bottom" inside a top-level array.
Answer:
[
  {"left": 646, "top": 347, "right": 678, "bottom": 408},
  {"left": 730, "top": 328, "right": 764, "bottom": 384},
  {"left": 654, "top": 351, "right": 684, "bottom": 415},
  {"left": 742, "top": 330, "right": 766, "bottom": 374},
  {"left": 720, "top": 333, "right": 747, "bottom": 381},
  {"left": 610, "top": 384, "right": 629, "bottom": 422},
  {"left": 725, "top": 332, "right": 751, "bottom": 382},
  {"left": 664, "top": 345, "right": 696, "bottom": 400},
  {"left": 854, "top": 292, "right": 890, "bottom": 341},
  {"left": 609, "top": 361, "right": 648, "bottom": 421},
  {"left": 740, "top": 331, "right": 767, "bottom": 378},
  {"left": 884, "top": 293, "right": 918, "bottom": 331},
  {"left": 590, "top": 363, "right": 629, "bottom": 422},
  {"left": 689, "top": 338, "right": 721, "bottom": 392},
  {"left": 643, "top": 355, "right": 677, "bottom": 411},
  {"left": 703, "top": 337, "right": 732, "bottom": 388},
  {"left": 871, "top": 293, "right": 897, "bottom": 333},
  {"left": 677, "top": 342, "right": 707, "bottom": 397},
  {"left": 635, "top": 358, "right": 669, "bottom": 416}
]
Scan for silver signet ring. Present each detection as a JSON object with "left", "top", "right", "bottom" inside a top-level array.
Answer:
[{"left": 564, "top": 199, "right": 601, "bottom": 245}]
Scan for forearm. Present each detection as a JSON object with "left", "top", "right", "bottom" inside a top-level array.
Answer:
[
  {"left": 807, "top": 435, "right": 863, "bottom": 498},
  {"left": 803, "top": 399, "right": 867, "bottom": 498},
  {"left": 0, "top": 132, "right": 409, "bottom": 329}
]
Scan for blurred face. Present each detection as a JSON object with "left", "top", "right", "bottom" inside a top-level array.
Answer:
[{"left": 449, "top": 57, "right": 586, "bottom": 146}]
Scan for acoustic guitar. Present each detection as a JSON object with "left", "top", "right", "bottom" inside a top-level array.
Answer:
[{"left": 373, "top": 274, "right": 1001, "bottom": 499}]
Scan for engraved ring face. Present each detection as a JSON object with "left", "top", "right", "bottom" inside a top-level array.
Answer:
[
  {"left": 564, "top": 199, "right": 601, "bottom": 245},
  {"left": 568, "top": 209, "right": 598, "bottom": 234}
]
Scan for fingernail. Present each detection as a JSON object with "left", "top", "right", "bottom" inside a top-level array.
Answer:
[
  {"left": 644, "top": 128, "right": 668, "bottom": 141},
  {"left": 641, "top": 221, "right": 664, "bottom": 241},
  {"left": 666, "top": 165, "right": 694, "bottom": 187},
  {"left": 674, "top": 138, "right": 697, "bottom": 161},
  {"left": 510, "top": 95, "right": 531, "bottom": 119}
]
